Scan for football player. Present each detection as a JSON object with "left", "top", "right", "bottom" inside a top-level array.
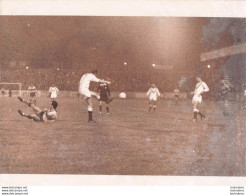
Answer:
[
  {"left": 17, "top": 97, "right": 58, "bottom": 122},
  {"left": 49, "top": 84, "right": 59, "bottom": 101},
  {"left": 190, "top": 76, "right": 209, "bottom": 121},
  {"left": 78, "top": 69, "right": 111, "bottom": 122},
  {"left": 28, "top": 84, "right": 37, "bottom": 105},
  {"left": 146, "top": 84, "right": 161, "bottom": 111},
  {"left": 219, "top": 80, "right": 230, "bottom": 116},
  {"left": 173, "top": 87, "right": 180, "bottom": 105},
  {"left": 97, "top": 82, "right": 113, "bottom": 114}
]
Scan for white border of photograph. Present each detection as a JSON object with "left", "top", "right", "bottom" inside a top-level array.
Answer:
[{"left": 0, "top": 0, "right": 245, "bottom": 187}]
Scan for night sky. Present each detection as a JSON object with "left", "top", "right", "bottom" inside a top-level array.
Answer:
[{"left": 0, "top": 16, "right": 208, "bottom": 71}]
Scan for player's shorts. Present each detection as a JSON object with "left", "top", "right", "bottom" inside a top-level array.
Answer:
[
  {"left": 50, "top": 93, "right": 57, "bottom": 99},
  {"left": 35, "top": 111, "right": 45, "bottom": 122},
  {"left": 100, "top": 94, "right": 108, "bottom": 102},
  {"left": 149, "top": 97, "right": 157, "bottom": 101},
  {"left": 79, "top": 88, "right": 92, "bottom": 98},
  {"left": 174, "top": 94, "right": 179, "bottom": 98},
  {"left": 100, "top": 95, "right": 113, "bottom": 104},
  {"left": 192, "top": 95, "right": 202, "bottom": 104},
  {"left": 30, "top": 92, "right": 36, "bottom": 97}
]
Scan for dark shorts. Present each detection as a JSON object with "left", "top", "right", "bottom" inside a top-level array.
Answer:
[
  {"left": 174, "top": 94, "right": 179, "bottom": 98},
  {"left": 36, "top": 111, "right": 45, "bottom": 122},
  {"left": 30, "top": 92, "right": 36, "bottom": 97},
  {"left": 100, "top": 95, "right": 113, "bottom": 104},
  {"left": 100, "top": 94, "right": 108, "bottom": 102}
]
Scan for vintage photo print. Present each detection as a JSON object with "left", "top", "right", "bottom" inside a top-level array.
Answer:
[{"left": 0, "top": 0, "right": 246, "bottom": 186}]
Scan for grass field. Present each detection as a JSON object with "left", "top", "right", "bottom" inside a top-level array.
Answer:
[{"left": 0, "top": 96, "right": 245, "bottom": 176}]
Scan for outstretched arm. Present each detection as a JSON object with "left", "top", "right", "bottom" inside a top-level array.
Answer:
[
  {"left": 99, "top": 79, "right": 111, "bottom": 85},
  {"left": 202, "top": 82, "right": 209, "bottom": 93}
]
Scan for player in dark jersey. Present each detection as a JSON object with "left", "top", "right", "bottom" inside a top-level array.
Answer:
[
  {"left": 28, "top": 84, "right": 37, "bottom": 105},
  {"left": 219, "top": 80, "right": 230, "bottom": 116},
  {"left": 97, "top": 82, "right": 113, "bottom": 114}
]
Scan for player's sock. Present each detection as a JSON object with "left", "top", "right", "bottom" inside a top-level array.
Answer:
[
  {"left": 99, "top": 105, "right": 102, "bottom": 113},
  {"left": 106, "top": 106, "right": 109, "bottom": 114},
  {"left": 148, "top": 105, "right": 152, "bottom": 112},
  {"left": 26, "top": 115, "right": 33, "bottom": 119},
  {"left": 193, "top": 111, "right": 198, "bottom": 121},
  {"left": 18, "top": 109, "right": 24, "bottom": 116},
  {"left": 197, "top": 111, "right": 205, "bottom": 120},
  {"left": 153, "top": 105, "right": 156, "bottom": 111},
  {"left": 88, "top": 111, "right": 93, "bottom": 121}
]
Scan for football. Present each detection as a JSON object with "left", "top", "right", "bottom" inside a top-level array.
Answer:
[{"left": 119, "top": 92, "right": 126, "bottom": 99}]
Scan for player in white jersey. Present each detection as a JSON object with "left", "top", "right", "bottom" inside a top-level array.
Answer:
[
  {"left": 17, "top": 97, "right": 58, "bottom": 122},
  {"left": 173, "top": 87, "right": 180, "bottom": 105},
  {"left": 191, "top": 76, "right": 209, "bottom": 121},
  {"left": 49, "top": 84, "right": 59, "bottom": 101},
  {"left": 146, "top": 84, "right": 161, "bottom": 111},
  {"left": 78, "top": 69, "right": 111, "bottom": 122}
]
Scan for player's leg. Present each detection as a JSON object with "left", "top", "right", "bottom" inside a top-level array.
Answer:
[
  {"left": 192, "top": 101, "right": 199, "bottom": 121},
  {"left": 30, "top": 104, "right": 43, "bottom": 115},
  {"left": 175, "top": 95, "right": 178, "bottom": 105},
  {"left": 90, "top": 91, "right": 100, "bottom": 100},
  {"left": 30, "top": 94, "right": 36, "bottom": 105},
  {"left": 99, "top": 101, "right": 103, "bottom": 113},
  {"left": 106, "top": 103, "right": 109, "bottom": 114},
  {"left": 18, "top": 96, "right": 32, "bottom": 107},
  {"left": 85, "top": 97, "right": 95, "bottom": 122},
  {"left": 80, "top": 89, "right": 96, "bottom": 122},
  {"left": 197, "top": 109, "right": 206, "bottom": 120},
  {"left": 148, "top": 99, "right": 152, "bottom": 111},
  {"left": 223, "top": 99, "right": 229, "bottom": 115},
  {"left": 18, "top": 110, "right": 40, "bottom": 121},
  {"left": 153, "top": 100, "right": 157, "bottom": 111}
]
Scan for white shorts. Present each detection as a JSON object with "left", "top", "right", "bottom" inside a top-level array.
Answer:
[
  {"left": 50, "top": 94, "right": 57, "bottom": 99},
  {"left": 79, "top": 88, "right": 91, "bottom": 98},
  {"left": 192, "top": 95, "right": 202, "bottom": 104},
  {"left": 149, "top": 97, "right": 157, "bottom": 101}
]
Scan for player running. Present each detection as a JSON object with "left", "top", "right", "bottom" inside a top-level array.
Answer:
[
  {"left": 17, "top": 97, "right": 58, "bottom": 122},
  {"left": 146, "top": 84, "right": 161, "bottom": 112},
  {"left": 78, "top": 69, "right": 111, "bottom": 122},
  {"left": 49, "top": 84, "right": 59, "bottom": 101},
  {"left": 27, "top": 84, "right": 37, "bottom": 105},
  {"left": 97, "top": 82, "right": 113, "bottom": 114},
  {"left": 191, "top": 76, "right": 209, "bottom": 121}
]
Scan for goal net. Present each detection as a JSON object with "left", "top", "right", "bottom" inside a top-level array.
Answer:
[{"left": 0, "top": 83, "right": 22, "bottom": 97}]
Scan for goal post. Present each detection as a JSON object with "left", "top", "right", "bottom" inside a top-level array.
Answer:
[{"left": 0, "top": 83, "right": 22, "bottom": 97}]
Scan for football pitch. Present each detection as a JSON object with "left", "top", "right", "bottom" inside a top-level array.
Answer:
[{"left": 0, "top": 96, "right": 245, "bottom": 176}]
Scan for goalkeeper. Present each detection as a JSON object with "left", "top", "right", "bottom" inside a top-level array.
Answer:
[{"left": 17, "top": 96, "right": 58, "bottom": 122}]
